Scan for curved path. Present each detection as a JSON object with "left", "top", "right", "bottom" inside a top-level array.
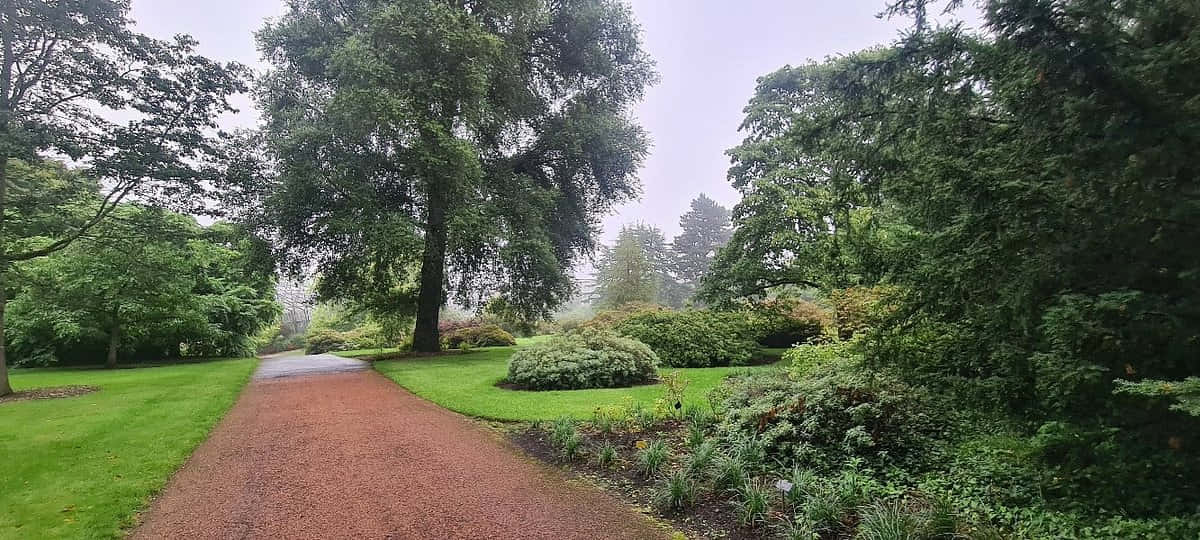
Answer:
[{"left": 132, "top": 354, "right": 666, "bottom": 539}]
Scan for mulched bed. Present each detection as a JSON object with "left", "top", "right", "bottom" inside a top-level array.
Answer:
[
  {"left": 0, "top": 385, "right": 98, "bottom": 405},
  {"left": 509, "top": 420, "right": 770, "bottom": 540}
]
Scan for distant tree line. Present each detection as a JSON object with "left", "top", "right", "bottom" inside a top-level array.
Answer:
[{"left": 592, "top": 194, "right": 732, "bottom": 309}]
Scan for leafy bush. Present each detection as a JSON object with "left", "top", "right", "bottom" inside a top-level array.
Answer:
[
  {"left": 257, "top": 330, "right": 306, "bottom": 355},
  {"left": 616, "top": 310, "right": 759, "bottom": 367},
  {"left": 830, "top": 286, "right": 897, "bottom": 340},
  {"left": 785, "top": 339, "right": 861, "bottom": 378},
  {"left": 443, "top": 323, "right": 516, "bottom": 348},
  {"left": 305, "top": 328, "right": 350, "bottom": 354},
  {"left": 580, "top": 301, "right": 667, "bottom": 330},
  {"left": 746, "top": 298, "right": 832, "bottom": 348},
  {"left": 716, "top": 356, "right": 935, "bottom": 469},
  {"left": 505, "top": 329, "right": 659, "bottom": 390}
]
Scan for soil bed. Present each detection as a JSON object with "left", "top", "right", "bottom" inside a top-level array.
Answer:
[
  {"left": 509, "top": 421, "right": 770, "bottom": 540},
  {"left": 0, "top": 385, "right": 98, "bottom": 405}
]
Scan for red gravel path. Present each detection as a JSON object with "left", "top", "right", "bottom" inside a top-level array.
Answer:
[{"left": 132, "top": 370, "right": 667, "bottom": 539}]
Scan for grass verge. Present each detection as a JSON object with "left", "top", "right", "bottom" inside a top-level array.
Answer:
[
  {"left": 374, "top": 340, "right": 784, "bottom": 421},
  {"left": 0, "top": 359, "right": 257, "bottom": 539}
]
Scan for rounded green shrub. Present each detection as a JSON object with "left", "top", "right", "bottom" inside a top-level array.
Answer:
[
  {"left": 616, "top": 310, "right": 758, "bottom": 367},
  {"left": 506, "top": 329, "right": 659, "bottom": 390},
  {"left": 443, "top": 323, "right": 517, "bottom": 348},
  {"left": 305, "top": 328, "right": 349, "bottom": 354}
]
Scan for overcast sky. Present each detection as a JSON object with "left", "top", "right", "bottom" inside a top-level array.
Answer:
[{"left": 128, "top": 1, "right": 971, "bottom": 243}]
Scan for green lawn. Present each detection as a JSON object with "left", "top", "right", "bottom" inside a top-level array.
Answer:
[
  {"left": 374, "top": 340, "right": 785, "bottom": 421},
  {"left": 0, "top": 359, "right": 257, "bottom": 539},
  {"left": 330, "top": 347, "right": 403, "bottom": 358}
]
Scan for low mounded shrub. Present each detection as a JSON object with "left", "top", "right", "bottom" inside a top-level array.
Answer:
[
  {"left": 506, "top": 329, "right": 659, "bottom": 390},
  {"left": 616, "top": 310, "right": 758, "bottom": 367},
  {"left": 443, "top": 323, "right": 516, "bottom": 348},
  {"left": 716, "top": 352, "right": 934, "bottom": 469},
  {"left": 305, "top": 328, "right": 349, "bottom": 354}
]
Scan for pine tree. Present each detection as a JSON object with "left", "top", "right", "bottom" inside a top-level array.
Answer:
[{"left": 672, "top": 194, "right": 732, "bottom": 302}]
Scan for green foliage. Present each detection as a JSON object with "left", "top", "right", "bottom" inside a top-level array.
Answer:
[
  {"left": 249, "top": 0, "right": 655, "bottom": 352},
  {"left": 616, "top": 310, "right": 758, "bottom": 367},
  {"left": 0, "top": 0, "right": 248, "bottom": 392},
  {"left": 595, "top": 441, "right": 618, "bottom": 468},
  {"left": 710, "top": 452, "right": 748, "bottom": 492},
  {"left": 8, "top": 207, "right": 279, "bottom": 366},
  {"left": 785, "top": 339, "right": 862, "bottom": 378},
  {"left": 735, "top": 479, "right": 773, "bottom": 527},
  {"left": 1114, "top": 377, "right": 1200, "bottom": 417},
  {"left": 506, "top": 330, "right": 659, "bottom": 390},
  {"left": 653, "top": 470, "right": 698, "bottom": 511},
  {"left": 580, "top": 301, "right": 667, "bottom": 330},
  {"left": 443, "top": 324, "right": 517, "bottom": 349},
  {"left": 830, "top": 286, "right": 896, "bottom": 341},
  {"left": 745, "top": 298, "right": 832, "bottom": 348},
  {"left": 854, "top": 500, "right": 930, "bottom": 540},
  {"left": 592, "top": 224, "right": 668, "bottom": 308},
  {"left": 636, "top": 439, "right": 669, "bottom": 478},
  {"left": 685, "top": 440, "right": 716, "bottom": 477},
  {"left": 671, "top": 194, "right": 732, "bottom": 303},
  {"left": 715, "top": 360, "right": 934, "bottom": 470},
  {"left": 304, "top": 328, "right": 351, "bottom": 355}
]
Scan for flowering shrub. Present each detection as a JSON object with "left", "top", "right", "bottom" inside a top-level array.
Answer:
[{"left": 506, "top": 329, "right": 659, "bottom": 390}]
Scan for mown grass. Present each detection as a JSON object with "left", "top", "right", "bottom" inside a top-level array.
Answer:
[
  {"left": 374, "top": 339, "right": 784, "bottom": 421},
  {"left": 0, "top": 359, "right": 257, "bottom": 539}
]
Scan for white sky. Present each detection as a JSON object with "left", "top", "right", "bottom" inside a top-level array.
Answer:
[{"left": 129, "top": 0, "right": 977, "bottom": 243}]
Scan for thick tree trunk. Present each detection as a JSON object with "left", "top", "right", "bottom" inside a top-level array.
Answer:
[
  {"left": 0, "top": 278, "right": 10, "bottom": 396},
  {"left": 106, "top": 323, "right": 121, "bottom": 369},
  {"left": 0, "top": 4, "right": 13, "bottom": 396},
  {"left": 412, "top": 189, "right": 448, "bottom": 353}
]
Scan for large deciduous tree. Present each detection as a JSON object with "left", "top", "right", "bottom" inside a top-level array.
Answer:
[
  {"left": 8, "top": 206, "right": 279, "bottom": 367},
  {"left": 0, "top": 1, "right": 247, "bottom": 394},
  {"left": 252, "top": 0, "right": 655, "bottom": 351}
]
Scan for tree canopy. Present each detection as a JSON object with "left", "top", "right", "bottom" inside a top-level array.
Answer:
[
  {"left": 671, "top": 194, "right": 731, "bottom": 302},
  {"left": 247, "top": 0, "right": 656, "bottom": 351},
  {"left": 9, "top": 203, "right": 279, "bottom": 367},
  {"left": 0, "top": 0, "right": 248, "bottom": 394},
  {"left": 706, "top": 0, "right": 1200, "bottom": 431}
]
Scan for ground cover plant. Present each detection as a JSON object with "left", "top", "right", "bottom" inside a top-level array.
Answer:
[
  {"left": 373, "top": 338, "right": 784, "bottom": 421},
  {"left": 0, "top": 359, "right": 256, "bottom": 538}
]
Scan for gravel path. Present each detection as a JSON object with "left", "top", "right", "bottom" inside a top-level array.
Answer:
[{"left": 131, "top": 356, "right": 667, "bottom": 539}]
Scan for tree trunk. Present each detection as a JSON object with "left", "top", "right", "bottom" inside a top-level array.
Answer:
[
  {"left": 0, "top": 6, "right": 13, "bottom": 396},
  {"left": 412, "top": 188, "right": 448, "bottom": 353},
  {"left": 106, "top": 323, "right": 121, "bottom": 369},
  {"left": 0, "top": 275, "right": 10, "bottom": 396}
]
